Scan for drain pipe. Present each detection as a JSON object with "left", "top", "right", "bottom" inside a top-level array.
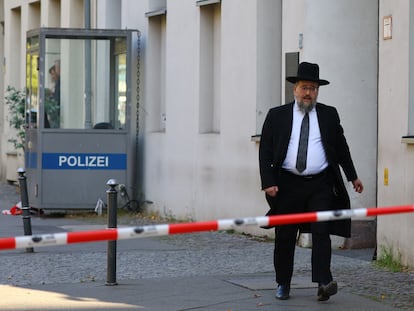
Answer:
[{"left": 84, "top": 0, "right": 92, "bottom": 128}]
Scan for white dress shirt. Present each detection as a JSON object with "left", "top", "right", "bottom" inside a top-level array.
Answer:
[{"left": 282, "top": 102, "right": 328, "bottom": 175}]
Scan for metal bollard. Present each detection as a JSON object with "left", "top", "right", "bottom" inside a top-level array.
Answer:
[
  {"left": 17, "top": 168, "right": 34, "bottom": 253},
  {"left": 106, "top": 179, "right": 118, "bottom": 286}
]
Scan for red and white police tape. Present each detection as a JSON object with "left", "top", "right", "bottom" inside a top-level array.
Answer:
[{"left": 1, "top": 205, "right": 413, "bottom": 251}]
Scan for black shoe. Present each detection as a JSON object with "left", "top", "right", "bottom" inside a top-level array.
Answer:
[
  {"left": 317, "top": 281, "right": 338, "bottom": 301},
  {"left": 275, "top": 284, "right": 290, "bottom": 300}
]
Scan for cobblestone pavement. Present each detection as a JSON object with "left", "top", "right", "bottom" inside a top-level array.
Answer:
[{"left": 0, "top": 182, "right": 413, "bottom": 310}]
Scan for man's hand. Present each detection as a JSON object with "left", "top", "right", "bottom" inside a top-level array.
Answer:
[
  {"left": 264, "top": 186, "right": 279, "bottom": 197},
  {"left": 352, "top": 179, "right": 364, "bottom": 193}
]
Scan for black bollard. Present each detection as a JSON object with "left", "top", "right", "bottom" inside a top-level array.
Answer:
[
  {"left": 17, "top": 168, "right": 34, "bottom": 253},
  {"left": 106, "top": 179, "right": 118, "bottom": 286}
]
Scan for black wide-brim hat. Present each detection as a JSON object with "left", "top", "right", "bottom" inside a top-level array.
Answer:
[{"left": 286, "top": 62, "right": 329, "bottom": 86}]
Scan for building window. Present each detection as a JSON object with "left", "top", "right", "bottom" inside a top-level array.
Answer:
[
  {"left": 146, "top": 13, "right": 167, "bottom": 132},
  {"left": 408, "top": 4, "right": 414, "bottom": 137},
  {"left": 28, "top": 2, "right": 41, "bottom": 30},
  {"left": 196, "top": 0, "right": 221, "bottom": 6},
  {"left": 10, "top": 7, "right": 22, "bottom": 87},
  {"left": 199, "top": 2, "right": 221, "bottom": 134},
  {"left": 285, "top": 52, "right": 299, "bottom": 104},
  {"left": 255, "top": 0, "right": 282, "bottom": 135},
  {"left": 402, "top": 5, "right": 414, "bottom": 144},
  {"left": 69, "top": 0, "right": 84, "bottom": 28},
  {"left": 48, "top": 0, "right": 61, "bottom": 27}
]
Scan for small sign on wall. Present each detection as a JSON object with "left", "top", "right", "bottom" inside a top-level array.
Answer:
[{"left": 383, "top": 15, "right": 392, "bottom": 40}]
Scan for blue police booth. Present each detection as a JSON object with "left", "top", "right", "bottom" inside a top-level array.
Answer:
[{"left": 25, "top": 28, "right": 139, "bottom": 211}]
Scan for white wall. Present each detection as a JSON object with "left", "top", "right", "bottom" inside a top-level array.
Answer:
[
  {"left": 139, "top": 0, "right": 283, "bottom": 236},
  {"left": 281, "top": 0, "right": 379, "bottom": 248},
  {"left": 114, "top": 0, "right": 378, "bottom": 239},
  {"left": 2, "top": 0, "right": 32, "bottom": 181},
  {"left": 377, "top": 0, "right": 414, "bottom": 267},
  {"left": 283, "top": 0, "right": 378, "bottom": 212}
]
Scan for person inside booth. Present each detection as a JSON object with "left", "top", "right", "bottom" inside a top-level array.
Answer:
[{"left": 45, "top": 60, "right": 61, "bottom": 128}]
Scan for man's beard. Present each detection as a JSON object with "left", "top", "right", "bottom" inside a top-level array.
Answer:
[{"left": 297, "top": 100, "right": 316, "bottom": 113}]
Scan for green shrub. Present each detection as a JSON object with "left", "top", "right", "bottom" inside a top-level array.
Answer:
[{"left": 5, "top": 86, "right": 26, "bottom": 151}]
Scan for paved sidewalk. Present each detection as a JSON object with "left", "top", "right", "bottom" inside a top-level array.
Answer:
[{"left": 0, "top": 182, "right": 413, "bottom": 310}]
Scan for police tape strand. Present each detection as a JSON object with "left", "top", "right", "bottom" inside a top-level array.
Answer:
[{"left": 1, "top": 205, "right": 413, "bottom": 251}]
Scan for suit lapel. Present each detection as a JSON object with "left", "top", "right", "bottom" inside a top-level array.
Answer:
[
  {"left": 316, "top": 104, "right": 329, "bottom": 142},
  {"left": 278, "top": 103, "right": 294, "bottom": 161}
]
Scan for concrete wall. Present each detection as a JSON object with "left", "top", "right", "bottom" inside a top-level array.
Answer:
[
  {"left": 281, "top": 0, "right": 378, "bottom": 248},
  {"left": 136, "top": 0, "right": 378, "bottom": 242},
  {"left": 141, "top": 1, "right": 282, "bottom": 236},
  {"left": 377, "top": 0, "right": 414, "bottom": 267},
  {"left": 2, "top": 0, "right": 33, "bottom": 181},
  {"left": 283, "top": 0, "right": 378, "bottom": 212}
]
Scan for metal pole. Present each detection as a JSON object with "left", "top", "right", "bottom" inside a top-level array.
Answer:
[
  {"left": 106, "top": 179, "right": 118, "bottom": 286},
  {"left": 17, "top": 168, "right": 34, "bottom": 253}
]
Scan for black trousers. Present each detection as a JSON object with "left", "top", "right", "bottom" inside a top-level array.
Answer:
[{"left": 272, "top": 169, "right": 335, "bottom": 285}]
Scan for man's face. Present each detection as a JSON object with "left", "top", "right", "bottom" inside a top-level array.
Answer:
[
  {"left": 50, "top": 69, "right": 58, "bottom": 82},
  {"left": 294, "top": 80, "right": 319, "bottom": 113}
]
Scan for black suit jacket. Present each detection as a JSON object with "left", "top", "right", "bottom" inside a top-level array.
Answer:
[{"left": 259, "top": 102, "right": 358, "bottom": 237}]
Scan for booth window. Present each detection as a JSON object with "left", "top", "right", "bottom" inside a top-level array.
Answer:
[
  {"left": 26, "top": 35, "right": 39, "bottom": 126},
  {"left": 42, "top": 37, "right": 127, "bottom": 130}
]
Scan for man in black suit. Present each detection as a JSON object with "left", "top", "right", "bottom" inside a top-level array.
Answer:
[{"left": 259, "top": 62, "right": 363, "bottom": 301}]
